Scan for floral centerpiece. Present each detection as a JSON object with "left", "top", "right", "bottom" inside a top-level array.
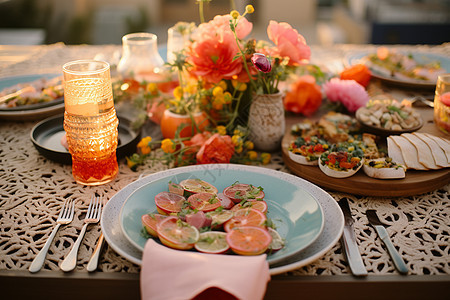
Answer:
[{"left": 124, "top": 2, "right": 373, "bottom": 170}]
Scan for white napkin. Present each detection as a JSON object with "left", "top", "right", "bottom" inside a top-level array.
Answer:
[{"left": 140, "top": 239, "right": 271, "bottom": 300}]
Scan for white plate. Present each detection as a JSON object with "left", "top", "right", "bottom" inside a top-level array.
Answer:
[
  {"left": 119, "top": 166, "right": 324, "bottom": 265},
  {"left": 101, "top": 164, "right": 344, "bottom": 275}
]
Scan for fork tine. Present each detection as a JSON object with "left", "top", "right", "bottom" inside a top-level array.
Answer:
[
  {"left": 67, "top": 200, "right": 75, "bottom": 220},
  {"left": 86, "top": 195, "right": 95, "bottom": 219},
  {"left": 58, "top": 199, "right": 68, "bottom": 219},
  {"left": 96, "top": 197, "right": 102, "bottom": 220}
]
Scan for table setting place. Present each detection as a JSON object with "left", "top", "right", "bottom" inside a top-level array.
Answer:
[{"left": 1, "top": 4, "right": 450, "bottom": 300}]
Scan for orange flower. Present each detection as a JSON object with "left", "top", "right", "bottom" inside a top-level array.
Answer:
[
  {"left": 196, "top": 133, "right": 235, "bottom": 164},
  {"left": 183, "top": 131, "right": 212, "bottom": 155},
  {"left": 284, "top": 75, "right": 322, "bottom": 116},
  {"left": 340, "top": 64, "right": 371, "bottom": 87}
]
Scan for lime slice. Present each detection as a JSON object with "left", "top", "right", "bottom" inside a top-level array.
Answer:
[
  {"left": 194, "top": 231, "right": 229, "bottom": 254},
  {"left": 206, "top": 210, "right": 234, "bottom": 229}
]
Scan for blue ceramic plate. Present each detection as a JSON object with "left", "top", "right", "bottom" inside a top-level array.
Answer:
[
  {"left": 119, "top": 164, "right": 325, "bottom": 265},
  {"left": 0, "top": 73, "right": 64, "bottom": 121},
  {"left": 345, "top": 50, "right": 450, "bottom": 89}
]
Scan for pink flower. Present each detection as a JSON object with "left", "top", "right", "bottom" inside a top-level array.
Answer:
[
  {"left": 187, "top": 15, "right": 252, "bottom": 84},
  {"left": 323, "top": 78, "right": 370, "bottom": 113},
  {"left": 267, "top": 21, "right": 311, "bottom": 66}
]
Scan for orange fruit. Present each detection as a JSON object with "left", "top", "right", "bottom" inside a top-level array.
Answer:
[
  {"left": 230, "top": 200, "right": 268, "bottom": 214},
  {"left": 180, "top": 178, "right": 218, "bottom": 194},
  {"left": 157, "top": 217, "right": 199, "bottom": 250},
  {"left": 194, "top": 231, "right": 229, "bottom": 254},
  {"left": 141, "top": 213, "right": 169, "bottom": 237},
  {"left": 226, "top": 226, "right": 272, "bottom": 255},
  {"left": 187, "top": 192, "right": 222, "bottom": 212},
  {"left": 223, "top": 183, "right": 265, "bottom": 203},
  {"left": 154, "top": 192, "right": 186, "bottom": 215},
  {"left": 224, "top": 208, "right": 267, "bottom": 232}
]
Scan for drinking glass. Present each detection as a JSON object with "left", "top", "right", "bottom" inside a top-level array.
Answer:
[
  {"left": 434, "top": 74, "right": 450, "bottom": 134},
  {"left": 63, "top": 60, "right": 119, "bottom": 185}
]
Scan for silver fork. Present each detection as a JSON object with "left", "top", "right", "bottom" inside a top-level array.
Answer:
[
  {"left": 60, "top": 195, "right": 102, "bottom": 272},
  {"left": 29, "top": 199, "right": 75, "bottom": 273}
]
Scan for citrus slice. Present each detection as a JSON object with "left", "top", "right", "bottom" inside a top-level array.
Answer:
[
  {"left": 187, "top": 192, "right": 222, "bottom": 212},
  {"left": 180, "top": 178, "right": 218, "bottom": 194},
  {"left": 194, "top": 231, "right": 229, "bottom": 254},
  {"left": 206, "top": 210, "right": 234, "bottom": 229},
  {"left": 224, "top": 208, "right": 267, "bottom": 232},
  {"left": 141, "top": 213, "right": 169, "bottom": 237},
  {"left": 223, "top": 183, "right": 265, "bottom": 203},
  {"left": 230, "top": 200, "right": 268, "bottom": 214},
  {"left": 154, "top": 192, "right": 186, "bottom": 215},
  {"left": 168, "top": 182, "right": 184, "bottom": 196},
  {"left": 267, "top": 227, "right": 284, "bottom": 252},
  {"left": 157, "top": 217, "right": 199, "bottom": 250},
  {"left": 226, "top": 226, "right": 272, "bottom": 255}
]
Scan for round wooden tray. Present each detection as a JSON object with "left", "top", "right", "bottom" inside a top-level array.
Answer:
[{"left": 281, "top": 108, "right": 450, "bottom": 197}]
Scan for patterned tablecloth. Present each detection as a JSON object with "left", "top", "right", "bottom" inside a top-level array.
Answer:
[{"left": 0, "top": 43, "right": 449, "bottom": 276}]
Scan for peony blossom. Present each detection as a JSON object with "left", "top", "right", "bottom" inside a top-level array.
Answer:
[
  {"left": 323, "top": 78, "right": 370, "bottom": 113},
  {"left": 267, "top": 20, "right": 311, "bottom": 66},
  {"left": 196, "top": 133, "right": 235, "bottom": 164},
  {"left": 340, "top": 64, "right": 371, "bottom": 87},
  {"left": 284, "top": 75, "right": 322, "bottom": 116},
  {"left": 187, "top": 15, "right": 252, "bottom": 84}
]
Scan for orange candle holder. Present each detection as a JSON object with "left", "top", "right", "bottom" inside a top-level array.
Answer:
[{"left": 62, "top": 60, "right": 119, "bottom": 185}]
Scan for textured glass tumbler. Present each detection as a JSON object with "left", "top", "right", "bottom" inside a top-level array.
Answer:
[
  {"left": 63, "top": 60, "right": 119, "bottom": 185},
  {"left": 434, "top": 74, "right": 450, "bottom": 134}
]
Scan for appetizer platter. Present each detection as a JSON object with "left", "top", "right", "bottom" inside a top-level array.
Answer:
[
  {"left": 345, "top": 48, "right": 450, "bottom": 89},
  {"left": 282, "top": 106, "right": 450, "bottom": 197}
]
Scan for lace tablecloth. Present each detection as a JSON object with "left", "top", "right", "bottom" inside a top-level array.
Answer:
[{"left": 0, "top": 43, "right": 449, "bottom": 276}]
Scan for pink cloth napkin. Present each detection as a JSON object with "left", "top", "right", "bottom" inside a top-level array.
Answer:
[{"left": 140, "top": 239, "right": 271, "bottom": 300}]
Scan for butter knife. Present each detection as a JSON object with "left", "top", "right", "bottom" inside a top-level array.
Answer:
[
  {"left": 366, "top": 210, "right": 409, "bottom": 275},
  {"left": 339, "top": 198, "right": 367, "bottom": 276}
]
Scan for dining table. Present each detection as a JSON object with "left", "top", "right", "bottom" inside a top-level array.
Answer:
[{"left": 0, "top": 42, "right": 449, "bottom": 300}]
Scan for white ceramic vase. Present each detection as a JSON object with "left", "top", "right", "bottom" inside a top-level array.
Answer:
[{"left": 248, "top": 92, "right": 285, "bottom": 152}]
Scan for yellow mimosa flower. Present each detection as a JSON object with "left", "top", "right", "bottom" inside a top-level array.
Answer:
[
  {"left": 245, "top": 5, "right": 254, "bottom": 14},
  {"left": 244, "top": 140, "right": 254, "bottom": 150},
  {"left": 146, "top": 83, "right": 159, "bottom": 95},
  {"left": 247, "top": 150, "right": 258, "bottom": 160},
  {"left": 223, "top": 92, "right": 232, "bottom": 104},
  {"left": 161, "top": 139, "right": 175, "bottom": 153},
  {"left": 137, "top": 136, "right": 152, "bottom": 155},
  {"left": 216, "top": 125, "right": 227, "bottom": 135},
  {"left": 230, "top": 10, "right": 239, "bottom": 19},
  {"left": 173, "top": 86, "right": 183, "bottom": 100},
  {"left": 261, "top": 153, "right": 271, "bottom": 165}
]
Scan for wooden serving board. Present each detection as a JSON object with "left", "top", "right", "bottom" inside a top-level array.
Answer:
[{"left": 282, "top": 107, "right": 450, "bottom": 197}]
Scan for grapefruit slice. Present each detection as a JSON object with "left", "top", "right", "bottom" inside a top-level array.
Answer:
[
  {"left": 187, "top": 192, "right": 222, "bottom": 212},
  {"left": 141, "top": 213, "right": 169, "bottom": 237},
  {"left": 154, "top": 192, "right": 186, "bottom": 215},
  {"left": 157, "top": 217, "right": 199, "bottom": 250},
  {"left": 223, "top": 183, "right": 265, "bottom": 203},
  {"left": 224, "top": 208, "right": 267, "bottom": 232},
  {"left": 226, "top": 226, "right": 272, "bottom": 255}
]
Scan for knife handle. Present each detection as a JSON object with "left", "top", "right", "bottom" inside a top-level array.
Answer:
[{"left": 382, "top": 235, "right": 409, "bottom": 275}]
